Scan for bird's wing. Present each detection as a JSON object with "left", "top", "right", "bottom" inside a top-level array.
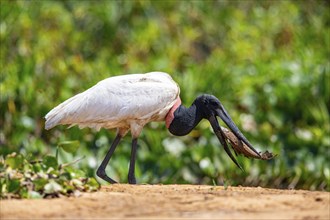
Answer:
[{"left": 45, "top": 72, "right": 180, "bottom": 131}]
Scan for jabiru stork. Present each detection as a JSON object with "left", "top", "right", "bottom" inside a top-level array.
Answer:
[{"left": 45, "top": 72, "right": 273, "bottom": 184}]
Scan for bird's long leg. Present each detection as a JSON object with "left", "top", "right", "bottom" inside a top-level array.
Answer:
[
  {"left": 128, "top": 138, "right": 138, "bottom": 184},
  {"left": 96, "top": 134, "right": 122, "bottom": 184}
]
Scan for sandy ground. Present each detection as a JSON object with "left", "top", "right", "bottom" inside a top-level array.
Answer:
[{"left": 1, "top": 184, "right": 329, "bottom": 220}]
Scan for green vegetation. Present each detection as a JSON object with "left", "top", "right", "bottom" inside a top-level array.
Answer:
[
  {"left": 1, "top": 142, "right": 99, "bottom": 199},
  {"left": 1, "top": 0, "right": 329, "bottom": 194}
]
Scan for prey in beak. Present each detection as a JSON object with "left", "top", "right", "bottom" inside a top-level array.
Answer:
[
  {"left": 206, "top": 95, "right": 275, "bottom": 169},
  {"left": 168, "top": 94, "right": 275, "bottom": 170}
]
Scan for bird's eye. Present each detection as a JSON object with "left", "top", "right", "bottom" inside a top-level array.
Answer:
[{"left": 209, "top": 100, "right": 218, "bottom": 107}]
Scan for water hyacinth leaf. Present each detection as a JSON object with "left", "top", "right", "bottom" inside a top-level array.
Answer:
[
  {"left": 0, "top": 159, "right": 5, "bottom": 171},
  {"left": 32, "top": 162, "right": 42, "bottom": 173},
  {"left": 0, "top": 179, "right": 5, "bottom": 195},
  {"left": 43, "top": 155, "right": 58, "bottom": 169},
  {"left": 71, "top": 179, "right": 83, "bottom": 187},
  {"left": 58, "top": 141, "right": 80, "bottom": 154},
  {"left": 62, "top": 181, "right": 75, "bottom": 193},
  {"left": 33, "top": 178, "right": 48, "bottom": 191},
  {"left": 86, "top": 178, "right": 100, "bottom": 190},
  {"left": 44, "top": 180, "right": 62, "bottom": 194},
  {"left": 7, "top": 179, "right": 20, "bottom": 193},
  {"left": 5, "top": 153, "right": 24, "bottom": 169},
  {"left": 59, "top": 172, "right": 71, "bottom": 181},
  {"left": 64, "top": 166, "right": 86, "bottom": 179},
  {"left": 20, "top": 187, "right": 29, "bottom": 199},
  {"left": 1, "top": 152, "right": 100, "bottom": 199},
  {"left": 28, "top": 191, "right": 42, "bottom": 199}
]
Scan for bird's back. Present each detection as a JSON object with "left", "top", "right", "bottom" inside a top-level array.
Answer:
[{"left": 45, "top": 72, "right": 180, "bottom": 131}]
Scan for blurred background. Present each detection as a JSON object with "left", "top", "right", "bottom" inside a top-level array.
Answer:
[{"left": 1, "top": 0, "right": 329, "bottom": 190}]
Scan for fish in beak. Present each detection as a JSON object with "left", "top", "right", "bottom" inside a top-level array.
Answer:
[{"left": 207, "top": 97, "right": 275, "bottom": 169}]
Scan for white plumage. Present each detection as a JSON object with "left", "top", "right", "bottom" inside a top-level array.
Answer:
[{"left": 45, "top": 72, "right": 180, "bottom": 137}]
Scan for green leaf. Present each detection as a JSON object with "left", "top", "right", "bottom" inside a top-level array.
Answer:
[
  {"left": 28, "top": 191, "right": 42, "bottom": 199},
  {"left": 85, "top": 178, "right": 100, "bottom": 191},
  {"left": 33, "top": 178, "right": 48, "bottom": 191},
  {"left": 62, "top": 180, "right": 75, "bottom": 192},
  {"left": 32, "top": 162, "right": 42, "bottom": 173},
  {"left": 64, "top": 166, "right": 86, "bottom": 179},
  {"left": 43, "top": 155, "right": 58, "bottom": 169},
  {"left": 58, "top": 141, "right": 80, "bottom": 154},
  {"left": 44, "top": 180, "right": 62, "bottom": 194},
  {"left": 59, "top": 172, "right": 71, "bottom": 181},
  {"left": 5, "top": 153, "right": 24, "bottom": 169},
  {"left": 7, "top": 179, "right": 20, "bottom": 193},
  {"left": 71, "top": 179, "right": 83, "bottom": 187},
  {"left": 0, "top": 179, "right": 5, "bottom": 196},
  {"left": 20, "top": 187, "right": 29, "bottom": 199}
]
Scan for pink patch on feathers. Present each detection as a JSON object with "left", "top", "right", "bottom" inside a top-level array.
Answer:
[{"left": 165, "top": 97, "right": 181, "bottom": 128}]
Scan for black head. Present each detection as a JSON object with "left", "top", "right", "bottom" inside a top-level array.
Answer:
[{"left": 193, "top": 94, "right": 224, "bottom": 118}]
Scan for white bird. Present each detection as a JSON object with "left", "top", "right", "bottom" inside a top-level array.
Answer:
[{"left": 45, "top": 71, "right": 272, "bottom": 184}]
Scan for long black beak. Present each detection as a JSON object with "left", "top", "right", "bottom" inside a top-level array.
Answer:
[
  {"left": 215, "top": 104, "right": 261, "bottom": 157},
  {"left": 208, "top": 115, "right": 244, "bottom": 170}
]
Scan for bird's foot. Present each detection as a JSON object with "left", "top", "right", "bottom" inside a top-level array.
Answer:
[
  {"left": 96, "top": 168, "right": 117, "bottom": 184},
  {"left": 128, "top": 175, "right": 136, "bottom": 184}
]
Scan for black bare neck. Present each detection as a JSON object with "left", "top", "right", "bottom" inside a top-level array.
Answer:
[{"left": 168, "top": 100, "right": 204, "bottom": 136}]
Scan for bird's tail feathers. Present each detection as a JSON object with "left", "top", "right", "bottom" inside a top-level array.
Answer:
[
  {"left": 44, "top": 105, "right": 67, "bottom": 130},
  {"left": 44, "top": 94, "right": 82, "bottom": 130}
]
